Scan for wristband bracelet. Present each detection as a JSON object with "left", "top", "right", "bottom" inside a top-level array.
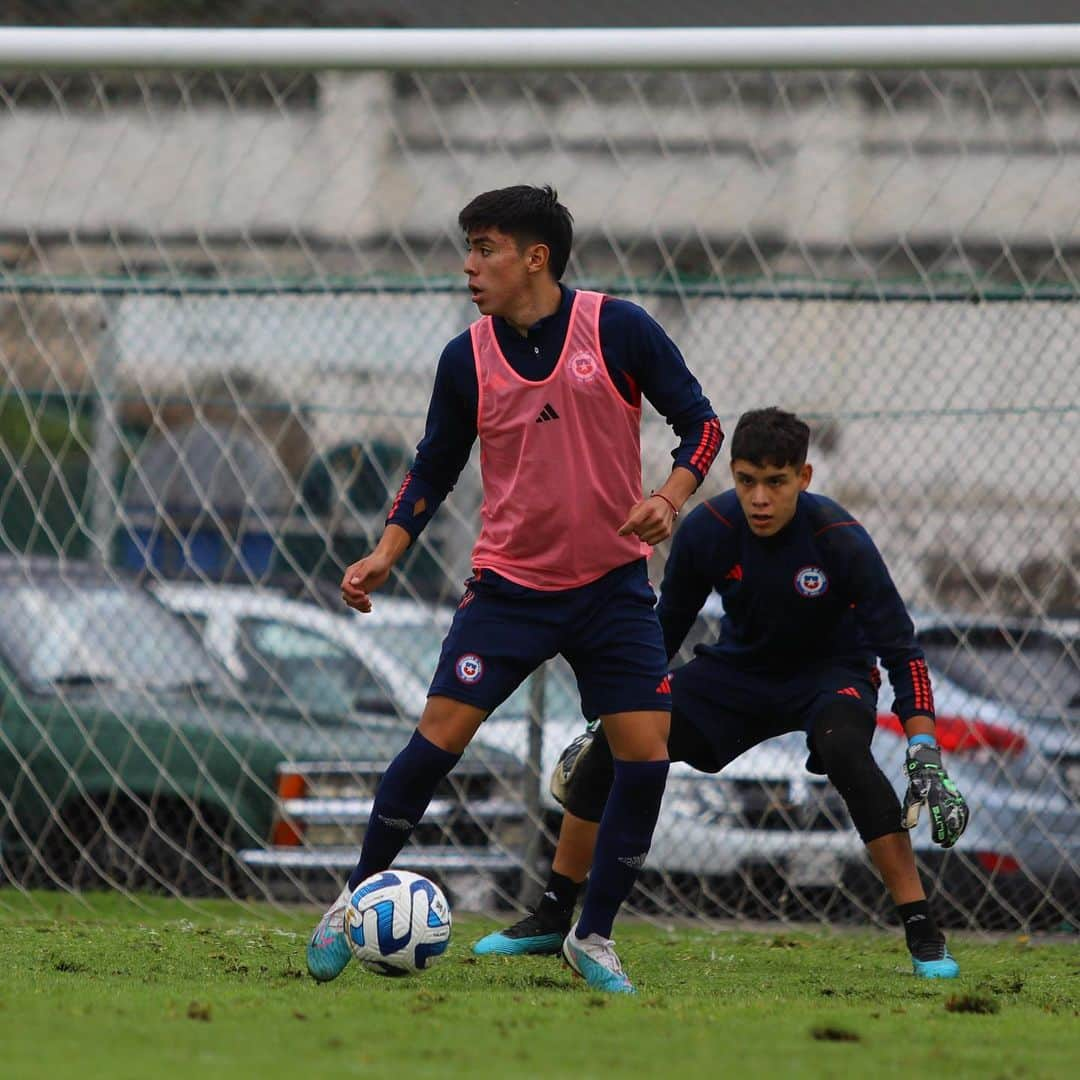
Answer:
[
  {"left": 650, "top": 491, "right": 679, "bottom": 518},
  {"left": 908, "top": 733, "right": 937, "bottom": 748}
]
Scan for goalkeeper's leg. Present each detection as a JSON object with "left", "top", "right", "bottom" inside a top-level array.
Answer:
[
  {"left": 561, "top": 709, "right": 670, "bottom": 994},
  {"left": 810, "top": 699, "right": 959, "bottom": 979},
  {"left": 473, "top": 814, "right": 598, "bottom": 956},
  {"left": 474, "top": 706, "right": 721, "bottom": 958},
  {"left": 473, "top": 730, "right": 612, "bottom": 956}
]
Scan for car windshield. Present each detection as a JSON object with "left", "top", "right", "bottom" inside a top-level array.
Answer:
[
  {"left": 235, "top": 617, "right": 400, "bottom": 717},
  {"left": 0, "top": 582, "right": 221, "bottom": 691},
  {"left": 920, "top": 626, "right": 1080, "bottom": 714}
]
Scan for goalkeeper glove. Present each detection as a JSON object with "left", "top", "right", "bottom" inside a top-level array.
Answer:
[{"left": 901, "top": 740, "right": 970, "bottom": 848}]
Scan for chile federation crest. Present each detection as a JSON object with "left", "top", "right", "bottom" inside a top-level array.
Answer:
[{"left": 794, "top": 566, "right": 829, "bottom": 597}]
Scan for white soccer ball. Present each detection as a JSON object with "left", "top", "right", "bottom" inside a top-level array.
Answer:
[{"left": 343, "top": 870, "right": 452, "bottom": 976}]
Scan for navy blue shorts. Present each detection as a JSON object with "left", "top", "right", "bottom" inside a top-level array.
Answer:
[
  {"left": 429, "top": 559, "right": 672, "bottom": 720},
  {"left": 666, "top": 653, "right": 880, "bottom": 774}
]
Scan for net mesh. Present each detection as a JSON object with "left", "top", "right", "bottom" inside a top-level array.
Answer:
[{"left": 0, "top": 63, "right": 1077, "bottom": 932}]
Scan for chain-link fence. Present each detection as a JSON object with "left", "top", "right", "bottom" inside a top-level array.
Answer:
[{"left": 0, "top": 39, "right": 1077, "bottom": 931}]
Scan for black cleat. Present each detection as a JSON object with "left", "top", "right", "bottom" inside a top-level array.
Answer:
[
  {"left": 473, "top": 907, "right": 572, "bottom": 956},
  {"left": 910, "top": 938, "right": 959, "bottom": 978}
]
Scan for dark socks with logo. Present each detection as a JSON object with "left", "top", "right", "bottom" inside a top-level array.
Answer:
[
  {"left": 537, "top": 870, "right": 583, "bottom": 921},
  {"left": 575, "top": 758, "right": 669, "bottom": 940},
  {"left": 347, "top": 729, "right": 461, "bottom": 890},
  {"left": 898, "top": 899, "right": 945, "bottom": 956}
]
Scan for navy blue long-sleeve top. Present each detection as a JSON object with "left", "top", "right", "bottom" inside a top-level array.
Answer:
[
  {"left": 386, "top": 285, "right": 721, "bottom": 537},
  {"left": 657, "top": 490, "right": 935, "bottom": 722}
]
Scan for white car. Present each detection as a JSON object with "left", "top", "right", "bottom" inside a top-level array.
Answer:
[
  {"left": 156, "top": 582, "right": 1079, "bottom": 926},
  {"left": 909, "top": 612, "right": 1080, "bottom": 803},
  {"left": 153, "top": 582, "right": 529, "bottom": 909},
  {"left": 155, "top": 583, "right": 848, "bottom": 900}
]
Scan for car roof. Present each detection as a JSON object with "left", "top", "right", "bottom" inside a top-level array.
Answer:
[
  {"left": 0, "top": 555, "right": 138, "bottom": 587},
  {"left": 153, "top": 580, "right": 452, "bottom": 628},
  {"left": 910, "top": 610, "right": 1080, "bottom": 641},
  {"left": 702, "top": 592, "right": 1078, "bottom": 640}
]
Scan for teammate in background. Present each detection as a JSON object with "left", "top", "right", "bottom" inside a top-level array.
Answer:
[
  {"left": 307, "top": 185, "right": 723, "bottom": 993},
  {"left": 475, "top": 407, "right": 969, "bottom": 979}
]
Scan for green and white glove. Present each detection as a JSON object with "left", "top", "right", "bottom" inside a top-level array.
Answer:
[{"left": 901, "top": 739, "right": 970, "bottom": 848}]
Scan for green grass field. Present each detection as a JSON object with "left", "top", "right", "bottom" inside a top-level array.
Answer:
[{"left": 0, "top": 891, "right": 1076, "bottom": 1079}]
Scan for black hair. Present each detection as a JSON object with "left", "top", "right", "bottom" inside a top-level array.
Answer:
[
  {"left": 730, "top": 407, "right": 811, "bottom": 468},
  {"left": 458, "top": 184, "right": 574, "bottom": 280}
]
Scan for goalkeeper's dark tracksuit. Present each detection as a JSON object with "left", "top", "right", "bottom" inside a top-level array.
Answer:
[{"left": 565, "top": 489, "right": 934, "bottom": 846}]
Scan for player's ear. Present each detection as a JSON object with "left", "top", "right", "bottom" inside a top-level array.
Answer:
[
  {"left": 798, "top": 462, "right": 813, "bottom": 491},
  {"left": 525, "top": 241, "right": 550, "bottom": 275}
]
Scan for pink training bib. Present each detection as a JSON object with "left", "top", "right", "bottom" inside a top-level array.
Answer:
[{"left": 470, "top": 290, "right": 649, "bottom": 591}]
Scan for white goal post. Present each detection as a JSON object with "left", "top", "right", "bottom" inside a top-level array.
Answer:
[{"left": 3, "top": 25, "right": 1080, "bottom": 70}]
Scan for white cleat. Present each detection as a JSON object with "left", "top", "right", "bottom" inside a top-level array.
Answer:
[{"left": 562, "top": 921, "right": 636, "bottom": 995}]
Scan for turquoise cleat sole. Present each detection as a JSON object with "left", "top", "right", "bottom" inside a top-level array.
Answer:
[
  {"left": 473, "top": 930, "right": 565, "bottom": 957},
  {"left": 307, "top": 926, "right": 352, "bottom": 982},
  {"left": 306, "top": 886, "right": 354, "bottom": 983},
  {"left": 912, "top": 951, "right": 960, "bottom": 979}
]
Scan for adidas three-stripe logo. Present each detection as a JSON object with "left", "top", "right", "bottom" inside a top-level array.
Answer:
[{"left": 535, "top": 402, "right": 560, "bottom": 423}]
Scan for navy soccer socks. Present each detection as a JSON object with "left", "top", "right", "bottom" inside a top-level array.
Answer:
[
  {"left": 575, "top": 758, "right": 669, "bottom": 940},
  {"left": 347, "top": 729, "right": 461, "bottom": 890}
]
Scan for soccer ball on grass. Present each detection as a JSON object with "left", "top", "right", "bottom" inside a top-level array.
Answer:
[{"left": 344, "top": 870, "right": 452, "bottom": 976}]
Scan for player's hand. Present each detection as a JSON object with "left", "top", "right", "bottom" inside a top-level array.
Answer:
[
  {"left": 901, "top": 742, "right": 970, "bottom": 848},
  {"left": 340, "top": 554, "right": 393, "bottom": 613},
  {"left": 617, "top": 495, "right": 677, "bottom": 545}
]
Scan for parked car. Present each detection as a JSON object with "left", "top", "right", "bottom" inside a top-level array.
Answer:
[
  {"left": 157, "top": 582, "right": 1080, "bottom": 927},
  {"left": 911, "top": 613, "right": 1080, "bottom": 803},
  {"left": 0, "top": 558, "right": 524, "bottom": 905},
  {"left": 153, "top": 582, "right": 529, "bottom": 909}
]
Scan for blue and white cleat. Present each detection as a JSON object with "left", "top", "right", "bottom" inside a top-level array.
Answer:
[
  {"left": 473, "top": 908, "right": 569, "bottom": 956},
  {"left": 562, "top": 921, "right": 636, "bottom": 995},
  {"left": 306, "top": 883, "right": 354, "bottom": 982},
  {"left": 911, "top": 940, "right": 960, "bottom": 979}
]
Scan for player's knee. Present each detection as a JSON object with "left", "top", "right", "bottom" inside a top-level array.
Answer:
[
  {"left": 563, "top": 728, "right": 615, "bottom": 823},
  {"left": 418, "top": 696, "right": 488, "bottom": 754},
  {"left": 812, "top": 700, "right": 902, "bottom": 843},
  {"left": 811, "top": 700, "right": 875, "bottom": 779},
  {"left": 602, "top": 712, "right": 670, "bottom": 763}
]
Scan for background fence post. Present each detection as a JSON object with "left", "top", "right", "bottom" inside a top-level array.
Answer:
[{"left": 89, "top": 292, "right": 121, "bottom": 569}]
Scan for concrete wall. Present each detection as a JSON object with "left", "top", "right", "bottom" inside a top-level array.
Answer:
[{"left": 3, "top": 71, "right": 1080, "bottom": 276}]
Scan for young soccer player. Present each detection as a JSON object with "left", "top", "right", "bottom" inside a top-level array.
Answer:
[
  {"left": 475, "top": 407, "right": 969, "bottom": 979},
  {"left": 306, "top": 185, "right": 722, "bottom": 993}
]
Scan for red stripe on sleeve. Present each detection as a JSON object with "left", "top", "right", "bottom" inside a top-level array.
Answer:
[
  {"left": 690, "top": 417, "right": 723, "bottom": 474},
  {"left": 387, "top": 470, "right": 412, "bottom": 520},
  {"left": 908, "top": 658, "right": 934, "bottom": 714}
]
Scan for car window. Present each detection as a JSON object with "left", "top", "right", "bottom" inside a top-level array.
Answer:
[
  {"left": 236, "top": 617, "right": 396, "bottom": 715},
  {"left": 919, "top": 626, "right": 1080, "bottom": 714},
  {"left": 370, "top": 624, "right": 447, "bottom": 677},
  {"left": 0, "top": 582, "right": 221, "bottom": 690}
]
